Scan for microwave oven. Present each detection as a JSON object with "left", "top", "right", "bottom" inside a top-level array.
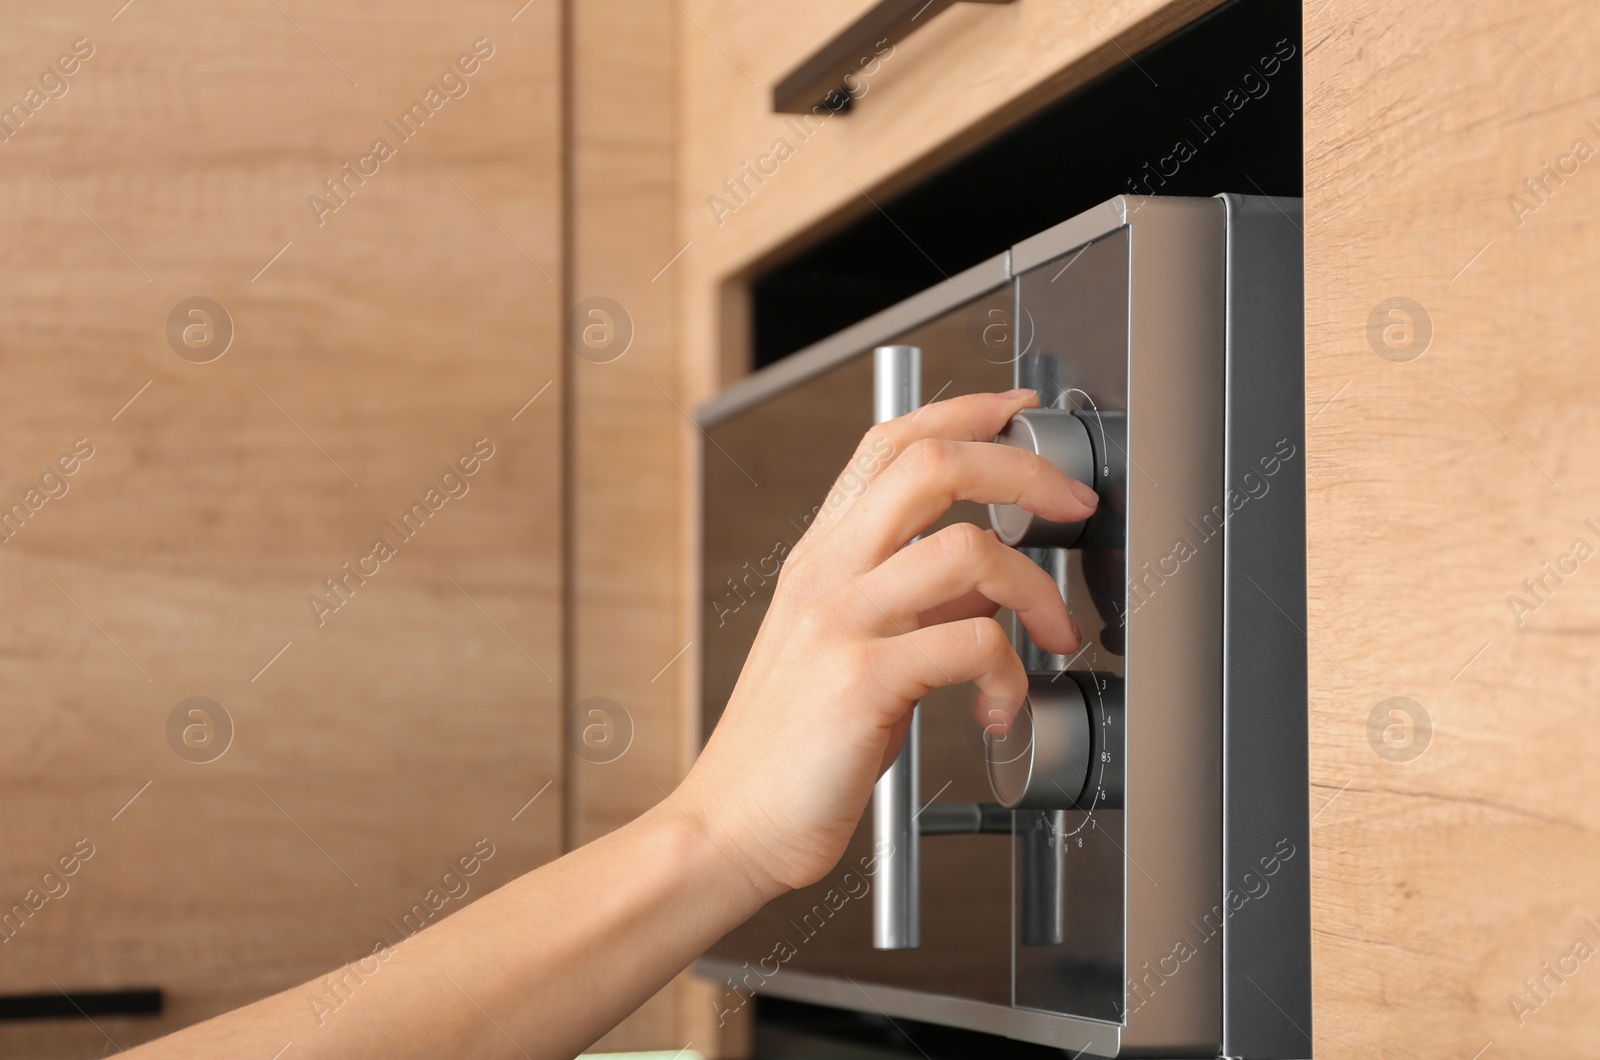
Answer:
[{"left": 695, "top": 194, "right": 1311, "bottom": 1058}]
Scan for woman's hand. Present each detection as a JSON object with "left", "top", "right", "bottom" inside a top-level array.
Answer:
[
  {"left": 677, "top": 389, "right": 1099, "bottom": 898},
  {"left": 126, "top": 387, "right": 1101, "bottom": 1060}
]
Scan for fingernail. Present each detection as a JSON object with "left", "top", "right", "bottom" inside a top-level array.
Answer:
[
  {"left": 1068, "top": 478, "right": 1099, "bottom": 508},
  {"left": 999, "top": 387, "right": 1036, "bottom": 399},
  {"left": 1069, "top": 614, "right": 1083, "bottom": 644}
]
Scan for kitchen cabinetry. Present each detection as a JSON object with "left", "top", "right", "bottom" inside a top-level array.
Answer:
[
  {"left": 7, "top": 0, "right": 1596, "bottom": 1055},
  {"left": 0, "top": 3, "right": 564, "bottom": 1055},
  {"left": 1303, "top": 1, "right": 1600, "bottom": 1054}
]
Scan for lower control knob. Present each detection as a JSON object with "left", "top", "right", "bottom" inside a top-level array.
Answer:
[{"left": 985, "top": 673, "right": 1092, "bottom": 810}]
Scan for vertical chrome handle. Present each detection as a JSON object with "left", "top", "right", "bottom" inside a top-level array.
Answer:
[
  {"left": 872, "top": 344, "right": 920, "bottom": 950},
  {"left": 1019, "top": 810, "right": 1066, "bottom": 947}
]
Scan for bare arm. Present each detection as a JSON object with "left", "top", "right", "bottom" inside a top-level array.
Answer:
[
  {"left": 130, "top": 800, "right": 765, "bottom": 1059},
  {"left": 129, "top": 389, "right": 1095, "bottom": 1059}
]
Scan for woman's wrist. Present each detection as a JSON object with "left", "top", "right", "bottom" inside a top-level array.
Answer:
[{"left": 660, "top": 771, "right": 791, "bottom": 907}]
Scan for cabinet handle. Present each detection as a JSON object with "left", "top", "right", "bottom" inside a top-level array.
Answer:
[{"left": 773, "top": 0, "right": 1018, "bottom": 115}]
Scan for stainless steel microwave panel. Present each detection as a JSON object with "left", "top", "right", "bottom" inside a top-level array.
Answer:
[
  {"left": 1217, "top": 193, "right": 1312, "bottom": 1060},
  {"left": 694, "top": 194, "right": 1309, "bottom": 1058}
]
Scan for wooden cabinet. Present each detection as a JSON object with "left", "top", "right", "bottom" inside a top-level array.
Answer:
[
  {"left": 0, "top": 2, "right": 563, "bottom": 1055},
  {"left": 1304, "top": 1, "right": 1600, "bottom": 1055}
]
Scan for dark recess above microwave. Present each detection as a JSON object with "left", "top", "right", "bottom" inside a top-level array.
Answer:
[{"left": 750, "top": 0, "right": 1302, "bottom": 369}]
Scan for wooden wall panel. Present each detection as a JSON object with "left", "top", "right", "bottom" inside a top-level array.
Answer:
[
  {"left": 567, "top": 0, "right": 739, "bottom": 1054},
  {"left": 1303, "top": 1, "right": 1600, "bottom": 1055},
  {"left": 0, "top": 1, "right": 563, "bottom": 1054},
  {"left": 568, "top": 0, "right": 684, "bottom": 850}
]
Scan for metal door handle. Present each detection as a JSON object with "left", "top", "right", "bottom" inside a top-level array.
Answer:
[
  {"left": 872, "top": 345, "right": 921, "bottom": 949},
  {"left": 773, "top": 0, "right": 1018, "bottom": 115}
]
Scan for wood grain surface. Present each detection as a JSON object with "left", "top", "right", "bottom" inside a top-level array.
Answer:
[
  {"left": 565, "top": 0, "right": 736, "bottom": 1053},
  {"left": 1303, "top": 1, "right": 1600, "bottom": 1056},
  {"left": 9, "top": 0, "right": 1595, "bottom": 1056},
  {"left": 0, "top": 1, "right": 564, "bottom": 1054}
]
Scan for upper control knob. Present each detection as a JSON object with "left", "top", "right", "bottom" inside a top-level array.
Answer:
[{"left": 987, "top": 408, "right": 1096, "bottom": 548}]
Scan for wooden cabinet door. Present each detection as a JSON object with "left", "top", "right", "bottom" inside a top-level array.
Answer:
[
  {"left": 0, "top": 2, "right": 563, "bottom": 1054},
  {"left": 1305, "top": 1, "right": 1600, "bottom": 1054}
]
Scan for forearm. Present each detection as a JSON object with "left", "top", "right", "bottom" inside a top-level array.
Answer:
[
  {"left": 130, "top": 795, "right": 770, "bottom": 1060},
  {"left": 118, "top": 389, "right": 1075, "bottom": 1059}
]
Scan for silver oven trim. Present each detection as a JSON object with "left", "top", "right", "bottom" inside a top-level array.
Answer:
[
  {"left": 695, "top": 958, "right": 1121, "bottom": 1054},
  {"left": 1010, "top": 195, "right": 1229, "bottom": 1052},
  {"left": 1010, "top": 196, "right": 1130, "bottom": 274},
  {"left": 1217, "top": 193, "right": 1313, "bottom": 1059},
  {"left": 1117, "top": 195, "right": 1228, "bottom": 1053},
  {"left": 696, "top": 250, "right": 1012, "bottom": 429}
]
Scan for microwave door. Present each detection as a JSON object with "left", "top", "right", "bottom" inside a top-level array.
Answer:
[{"left": 696, "top": 263, "right": 1016, "bottom": 1013}]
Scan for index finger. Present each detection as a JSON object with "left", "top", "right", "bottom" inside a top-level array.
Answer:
[
  {"left": 791, "top": 388, "right": 1041, "bottom": 561},
  {"left": 830, "top": 439, "right": 1099, "bottom": 570}
]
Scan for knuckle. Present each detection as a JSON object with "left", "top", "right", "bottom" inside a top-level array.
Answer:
[
  {"left": 792, "top": 601, "right": 829, "bottom": 640},
  {"left": 1011, "top": 444, "right": 1051, "bottom": 484},
  {"left": 1014, "top": 450, "right": 1065, "bottom": 510},
  {"left": 778, "top": 551, "right": 826, "bottom": 598},
  {"left": 789, "top": 587, "right": 853, "bottom": 644},
  {"left": 901, "top": 437, "right": 951, "bottom": 479},
  {"left": 938, "top": 520, "right": 989, "bottom": 560},
  {"left": 863, "top": 638, "right": 916, "bottom": 703},
  {"left": 862, "top": 422, "right": 897, "bottom": 459},
  {"left": 974, "top": 616, "right": 1012, "bottom": 658},
  {"left": 772, "top": 553, "right": 803, "bottom": 593}
]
